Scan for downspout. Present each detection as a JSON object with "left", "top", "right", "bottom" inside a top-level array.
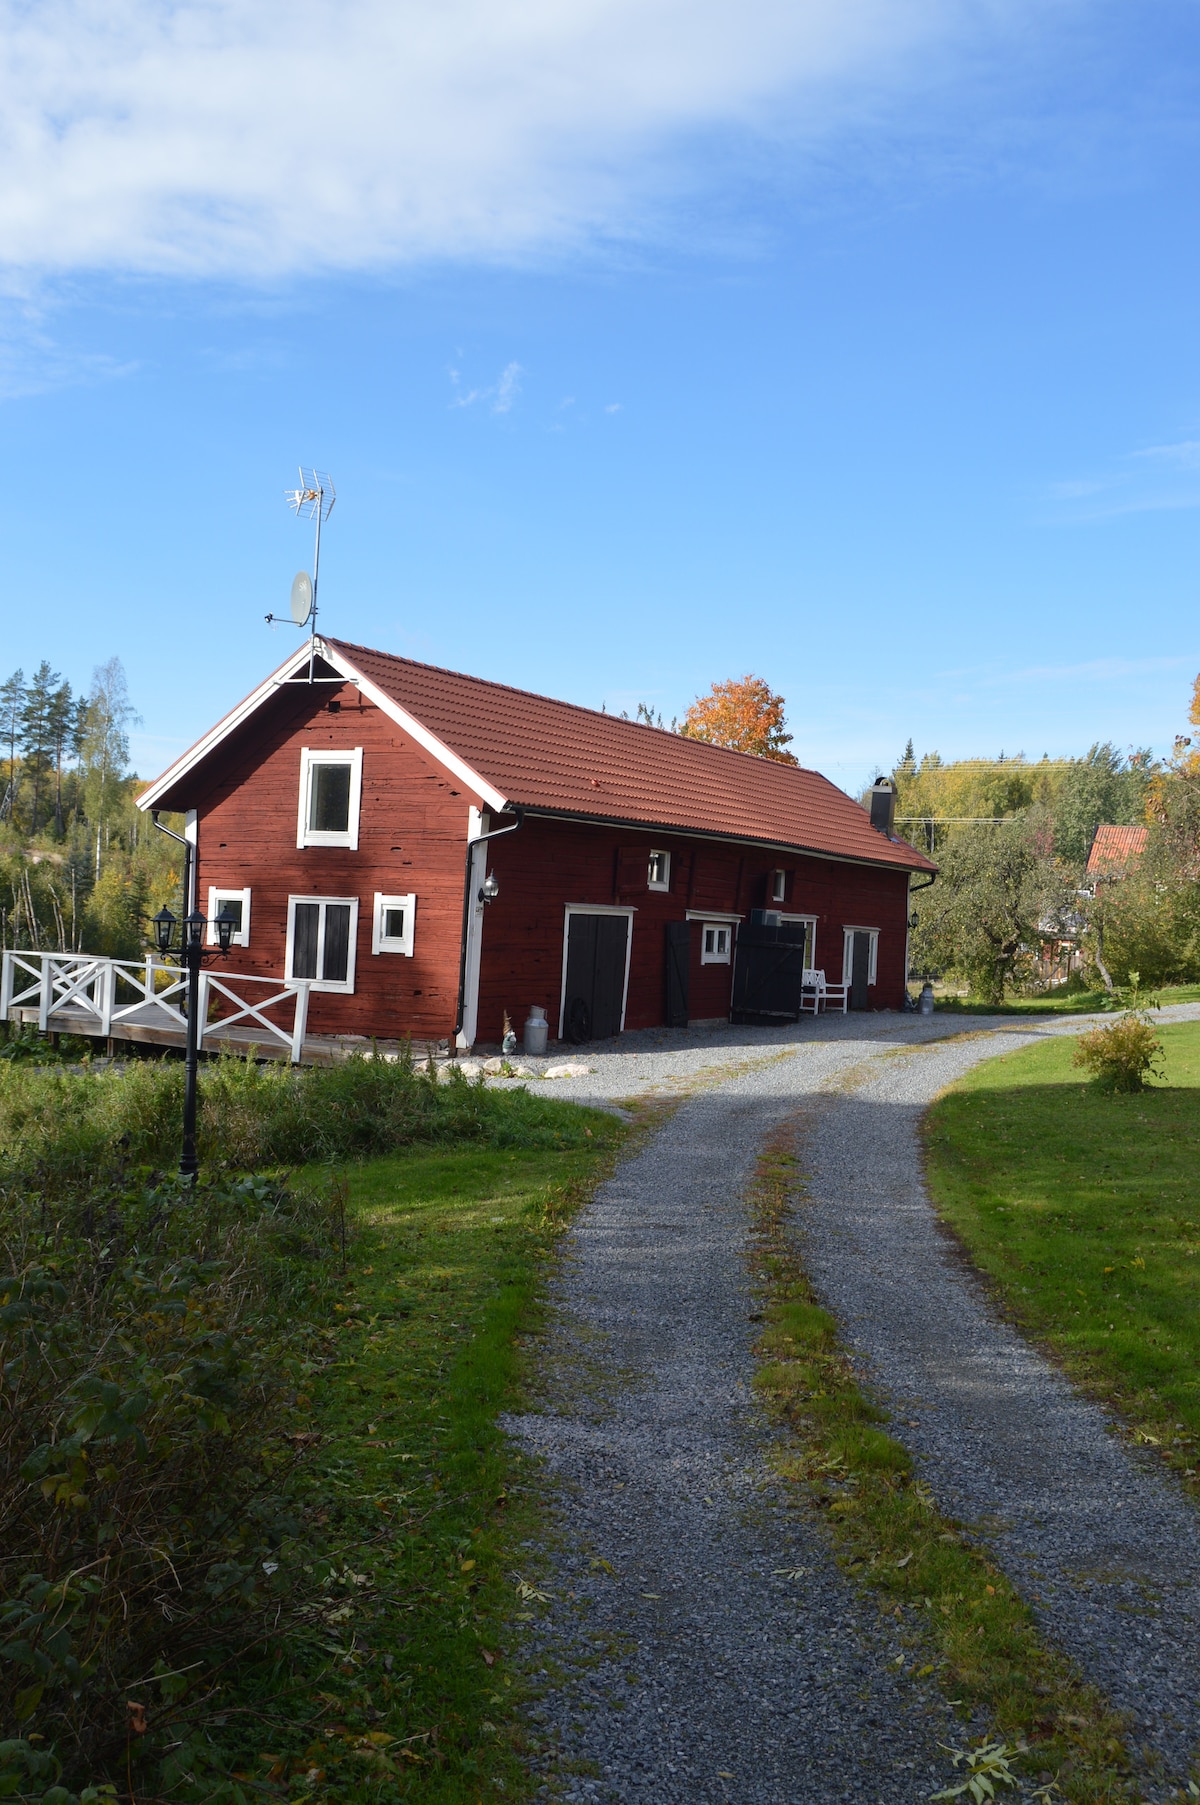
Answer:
[
  {"left": 905, "top": 868, "right": 937, "bottom": 994},
  {"left": 452, "top": 806, "right": 524, "bottom": 1052},
  {"left": 151, "top": 811, "right": 195, "bottom": 920}
]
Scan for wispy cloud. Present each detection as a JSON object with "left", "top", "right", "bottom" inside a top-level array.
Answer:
[
  {"left": 1049, "top": 438, "right": 1200, "bottom": 520},
  {"left": 0, "top": 0, "right": 1057, "bottom": 281},
  {"left": 449, "top": 359, "right": 524, "bottom": 415}
]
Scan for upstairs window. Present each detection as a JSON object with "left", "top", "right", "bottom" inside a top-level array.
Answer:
[
  {"left": 770, "top": 869, "right": 787, "bottom": 903},
  {"left": 286, "top": 895, "right": 359, "bottom": 992},
  {"left": 372, "top": 892, "right": 416, "bottom": 956},
  {"left": 700, "top": 923, "right": 732, "bottom": 964},
  {"left": 647, "top": 849, "right": 671, "bottom": 891},
  {"left": 297, "top": 747, "right": 363, "bottom": 849}
]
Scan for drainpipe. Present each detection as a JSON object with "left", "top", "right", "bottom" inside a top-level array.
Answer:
[
  {"left": 905, "top": 868, "right": 937, "bottom": 995},
  {"left": 452, "top": 806, "right": 524, "bottom": 1053}
]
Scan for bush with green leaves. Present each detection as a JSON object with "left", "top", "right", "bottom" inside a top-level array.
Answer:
[
  {"left": 0, "top": 1049, "right": 598, "bottom": 1196},
  {"left": 0, "top": 1172, "right": 340, "bottom": 1791},
  {"left": 1072, "top": 1012, "right": 1164, "bottom": 1093}
]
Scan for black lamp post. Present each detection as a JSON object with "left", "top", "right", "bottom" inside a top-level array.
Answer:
[{"left": 153, "top": 903, "right": 237, "bottom": 1182}]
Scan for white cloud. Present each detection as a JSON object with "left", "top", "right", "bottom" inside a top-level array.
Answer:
[
  {"left": 0, "top": 0, "right": 1051, "bottom": 279},
  {"left": 1049, "top": 437, "right": 1200, "bottom": 520},
  {"left": 448, "top": 358, "right": 524, "bottom": 413}
]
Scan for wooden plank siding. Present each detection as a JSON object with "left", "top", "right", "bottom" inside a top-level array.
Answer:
[
  {"left": 189, "top": 679, "right": 478, "bottom": 1044},
  {"left": 176, "top": 682, "right": 912, "bottom": 1049}
]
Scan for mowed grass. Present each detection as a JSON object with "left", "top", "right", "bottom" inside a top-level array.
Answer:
[
  {"left": 930, "top": 982, "right": 1200, "bottom": 1017},
  {"left": 193, "top": 1121, "right": 626, "bottom": 1804},
  {"left": 923, "top": 1019, "right": 1200, "bottom": 1472}
]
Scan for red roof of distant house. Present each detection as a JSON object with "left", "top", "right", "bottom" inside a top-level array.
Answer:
[
  {"left": 326, "top": 639, "right": 934, "bottom": 872},
  {"left": 1086, "top": 823, "right": 1148, "bottom": 875},
  {"left": 139, "top": 637, "right": 935, "bottom": 873}
]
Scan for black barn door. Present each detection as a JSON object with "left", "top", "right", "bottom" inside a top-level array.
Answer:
[
  {"left": 849, "top": 931, "right": 872, "bottom": 1011},
  {"left": 664, "top": 920, "right": 690, "bottom": 1027},
  {"left": 563, "top": 913, "right": 630, "bottom": 1043},
  {"left": 730, "top": 920, "right": 808, "bottom": 1022}
]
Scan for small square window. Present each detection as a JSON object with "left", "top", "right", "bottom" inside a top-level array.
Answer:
[
  {"left": 648, "top": 849, "right": 671, "bottom": 891},
  {"left": 297, "top": 747, "right": 363, "bottom": 849},
  {"left": 701, "top": 923, "right": 732, "bottom": 964},
  {"left": 207, "top": 885, "right": 251, "bottom": 947},
  {"left": 372, "top": 892, "right": 416, "bottom": 956},
  {"left": 770, "top": 869, "right": 787, "bottom": 903}
]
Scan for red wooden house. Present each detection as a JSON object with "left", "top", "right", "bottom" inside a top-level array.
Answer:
[{"left": 137, "top": 638, "right": 936, "bottom": 1050}]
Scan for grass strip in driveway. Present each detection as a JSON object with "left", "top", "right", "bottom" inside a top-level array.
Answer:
[
  {"left": 923, "top": 1019, "right": 1200, "bottom": 1487},
  {"left": 204, "top": 1114, "right": 626, "bottom": 1805},
  {"left": 747, "top": 1132, "right": 1136, "bottom": 1804}
]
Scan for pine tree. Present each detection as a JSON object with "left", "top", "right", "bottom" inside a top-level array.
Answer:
[
  {"left": 46, "top": 682, "right": 74, "bottom": 837},
  {"left": 0, "top": 669, "right": 24, "bottom": 823},
  {"left": 20, "top": 661, "right": 60, "bottom": 836}
]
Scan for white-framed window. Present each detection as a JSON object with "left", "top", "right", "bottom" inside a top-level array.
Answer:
[
  {"left": 286, "top": 895, "right": 359, "bottom": 993},
  {"left": 700, "top": 922, "right": 732, "bottom": 964},
  {"left": 647, "top": 849, "right": 671, "bottom": 891},
  {"left": 372, "top": 892, "right": 416, "bottom": 956},
  {"left": 777, "top": 913, "right": 817, "bottom": 968},
  {"left": 296, "top": 746, "right": 363, "bottom": 849},
  {"left": 842, "top": 926, "right": 879, "bottom": 986},
  {"left": 770, "top": 868, "right": 787, "bottom": 903},
  {"left": 206, "top": 885, "right": 251, "bottom": 947}
]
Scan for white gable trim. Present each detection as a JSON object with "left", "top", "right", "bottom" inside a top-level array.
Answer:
[{"left": 136, "top": 637, "right": 508, "bottom": 816}]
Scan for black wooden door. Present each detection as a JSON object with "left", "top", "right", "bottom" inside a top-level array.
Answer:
[
  {"left": 849, "top": 932, "right": 872, "bottom": 1011},
  {"left": 730, "top": 920, "right": 808, "bottom": 1022},
  {"left": 563, "top": 913, "right": 629, "bottom": 1042},
  {"left": 664, "top": 920, "right": 690, "bottom": 1027}
]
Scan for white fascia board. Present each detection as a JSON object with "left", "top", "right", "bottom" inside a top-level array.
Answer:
[
  {"left": 137, "top": 637, "right": 509, "bottom": 817},
  {"left": 332, "top": 648, "right": 509, "bottom": 813}
]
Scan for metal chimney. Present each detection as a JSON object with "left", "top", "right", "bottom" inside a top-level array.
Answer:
[{"left": 869, "top": 777, "right": 897, "bottom": 838}]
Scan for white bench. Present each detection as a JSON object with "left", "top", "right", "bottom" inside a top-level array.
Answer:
[{"left": 799, "top": 968, "right": 849, "bottom": 1014}]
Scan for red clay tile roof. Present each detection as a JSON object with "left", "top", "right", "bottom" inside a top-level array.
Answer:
[
  {"left": 1086, "top": 823, "right": 1148, "bottom": 875},
  {"left": 327, "top": 638, "right": 935, "bottom": 873}
]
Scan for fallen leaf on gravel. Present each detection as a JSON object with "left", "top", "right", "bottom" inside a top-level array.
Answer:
[
  {"left": 481, "top": 1651, "right": 495, "bottom": 1666},
  {"left": 717, "top": 1773, "right": 734, "bottom": 1780},
  {"left": 640, "top": 1592, "right": 661, "bottom": 1599},
  {"left": 773, "top": 1568, "right": 808, "bottom": 1579},
  {"left": 590, "top": 1558, "right": 614, "bottom": 1573}
]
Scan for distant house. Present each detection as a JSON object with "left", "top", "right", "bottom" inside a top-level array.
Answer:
[
  {"left": 1086, "top": 824, "right": 1149, "bottom": 880},
  {"left": 136, "top": 638, "right": 936, "bottom": 1049}
]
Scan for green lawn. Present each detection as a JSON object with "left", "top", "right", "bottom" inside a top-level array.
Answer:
[
  {"left": 923, "top": 1020, "right": 1200, "bottom": 1471},
  {"left": 928, "top": 982, "right": 1200, "bottom": 1016},
  {"left": 156, "top": 1127, "right": 626, "bottom": 1803}
]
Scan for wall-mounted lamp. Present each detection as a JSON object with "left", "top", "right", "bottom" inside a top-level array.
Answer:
[{"left": 478, "top": 872, "right": 500, "bottom": 905}]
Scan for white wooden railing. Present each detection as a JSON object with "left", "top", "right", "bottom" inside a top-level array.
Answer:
[{"left": 1, "top": 951, "right": 312, "bottom": 1063}]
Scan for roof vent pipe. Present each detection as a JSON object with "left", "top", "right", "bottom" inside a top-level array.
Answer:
[{"left": 869, "top": 777, "right": 897, "bottom": 838}]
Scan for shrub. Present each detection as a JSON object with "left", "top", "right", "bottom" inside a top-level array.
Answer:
[
  {"left": 1072, "top": 1012, "right": 1164, "bottom": 1092},
  {"left": 0, "top": 1051, "right": 602, "bottom": 1196},
  {"left": 0, "top": 1172, "right": 340, "bottom": 1789}
]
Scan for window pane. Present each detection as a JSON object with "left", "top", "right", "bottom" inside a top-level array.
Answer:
[
  {"left": 323, "top": 904, "right": 351, "bottom": 982},
  {"left": 292, "top": 903, "right": 319, "bottom": 978},
  {"left": 383, "top": 907, "right": 406, "bottom": 940},
  {"left": 704, "top": 929, "right": 715, "bottom": 954},
  {"left": 309, "top": 762, "right": 352, "bottom": 832},
  {"left": 219, "top": 898, "right": 244, "bottom": 933}
]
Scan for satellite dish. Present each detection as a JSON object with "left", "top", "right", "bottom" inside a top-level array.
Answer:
[{"left": 290, "top": 571, "right": 314, "bottom": 626}]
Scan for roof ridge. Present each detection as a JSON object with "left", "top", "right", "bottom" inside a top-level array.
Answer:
[{"left": 325, "top": 635, "right": 829, "bottom": 781}]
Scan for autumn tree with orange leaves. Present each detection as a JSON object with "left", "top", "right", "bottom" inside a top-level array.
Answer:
[{"left": 680, "top": 675, "right": 797, "bottom": 765}]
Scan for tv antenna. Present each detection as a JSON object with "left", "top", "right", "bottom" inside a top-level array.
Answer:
[{"left": 266, "top": 467, "right": 336, "bottom": 683}]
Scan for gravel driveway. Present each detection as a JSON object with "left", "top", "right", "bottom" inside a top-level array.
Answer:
[{"left": 503, "top": 1007, "right": 1200, "bottom": 1801}]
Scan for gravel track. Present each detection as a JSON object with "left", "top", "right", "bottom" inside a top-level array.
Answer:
[{"left": 503, "top": 1007, "right": 1200, "bottom": 1800}]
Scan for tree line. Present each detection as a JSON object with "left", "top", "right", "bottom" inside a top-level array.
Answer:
[{"left": 0, "top": 656, "right": 180, "bottom": 960}]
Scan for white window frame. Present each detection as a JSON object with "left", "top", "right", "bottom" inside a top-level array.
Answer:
[
  {"left": 777, "top": 912, "right": 817, "bottom": 969},
  {"left": 770, "top": 868, "right": 787, "bottom": 903},
  {"left": 372, "top": 891, "right": 416, "bottom": 957},
  {"left": 286, "top": 894, "right": 360, "bottom": 993},
  {"left": 296, "top": 746, "right": 363, "bottom": 850},
  {"left": 647, "top": 849, "right": 671, "bottom": 892},
  {"left": 842, "top": 926, "right": 879, "bottom": 986},
  {"left": 699, "top": 921, "right": 733, "bottom": 965},
  {"left": 206, "top": 885, "right": 251, "bottom": 947}
]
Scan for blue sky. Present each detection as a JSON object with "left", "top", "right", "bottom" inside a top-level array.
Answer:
[{"left": 1, "top": 0, "right": 1198, "bottom": 798}]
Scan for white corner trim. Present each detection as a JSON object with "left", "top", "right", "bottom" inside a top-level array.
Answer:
[
  {"left": 136, "top": 637, "right": 509, "bottom": 816},
  {"left": 684, "top": 909, "right": 744, "bottom": 924}
]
